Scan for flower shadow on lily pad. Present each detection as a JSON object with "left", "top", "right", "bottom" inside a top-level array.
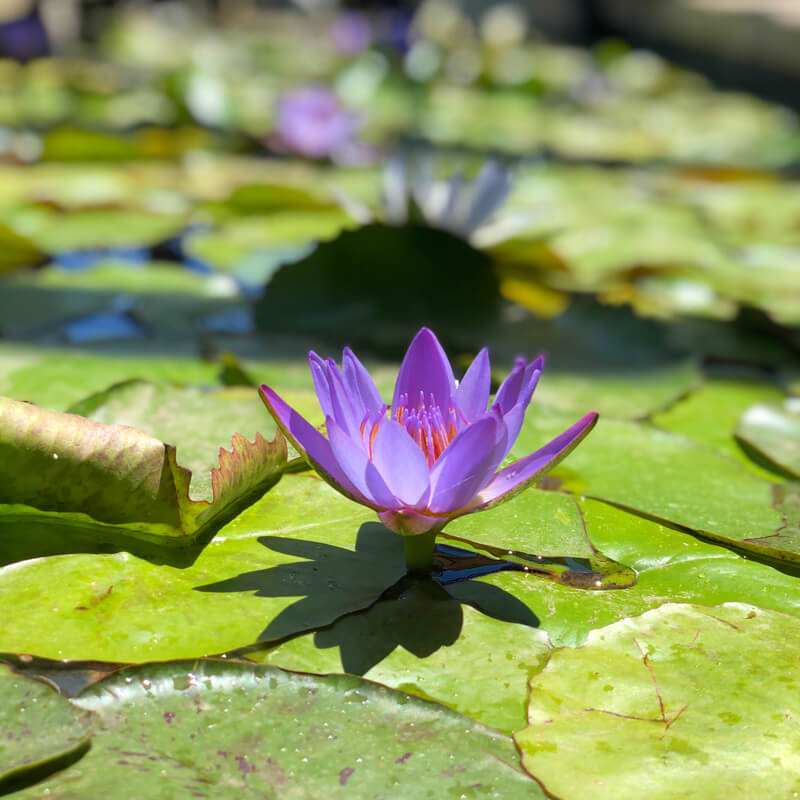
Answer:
[{"left": 197, "top": 522, "right": 539, "bottom": 675}]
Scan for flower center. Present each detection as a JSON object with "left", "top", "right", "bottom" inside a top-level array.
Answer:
[{"left": 393, "top": 391, "right": 463, "bottom": 467}]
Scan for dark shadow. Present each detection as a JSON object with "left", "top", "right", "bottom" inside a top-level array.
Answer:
[
  {"left": 312, "top": 576, "right": 466, "bottom": 675},
  {"left": 202, "top": 522, "right": 542, "bottom": 675},
  {"left": 196, "top": 523, "right": 408, "bottom": 642}
]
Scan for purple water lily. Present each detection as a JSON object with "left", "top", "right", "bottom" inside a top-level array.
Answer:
[
  {"left": 272, "top": 87, "right": 358, "bottom": 160},
  {"left": 260, "top": 329, "right": 596, "bottom": 570}
]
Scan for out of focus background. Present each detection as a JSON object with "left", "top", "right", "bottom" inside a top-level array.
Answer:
[{"left": 0, "top": 0, "right": 798, "bottom": 377}]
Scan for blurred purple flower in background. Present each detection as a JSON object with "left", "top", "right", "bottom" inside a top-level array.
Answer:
[
  {"left": 272, "top": 86, "right": 359, "bottom": 160},
  {"left": 331, "top": 13, "right": 372, "bottom": 55},
  {"left": 0, "top": 5, "right": 49, "bottom": 62},
  {"left": 261, "top": 329, "right": 597, "bottom": 569}
]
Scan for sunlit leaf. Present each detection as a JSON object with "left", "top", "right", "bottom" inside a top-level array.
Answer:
[
  {"left": 0, "top": 394, "right": 286, "bottom": 546},
  {"left": 516, "top": 603, "right": 800, "bottom": 800},
  {"left": 12, "top": 660, "right": 544, "bottom": 799}
]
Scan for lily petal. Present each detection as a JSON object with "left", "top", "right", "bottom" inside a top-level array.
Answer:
[
  {"left": 322, "top": 358, "right": 363, "bottom": 439},
  {"left": 370, "top": 417, "right": 430, "bottom": 508},
  {"left": 455, "top": 347, "right": 490, "bottom": 422},
  {"left": 497, "top": 400, "right": 526, "bottom": 461},
  {"left": 493, "top": 355, "right": 543, "bottom": 414},
  {"left": 308, "top": 352, "right": 334, "bottom": 420},
  {"left": 342, "top": 346, "right": 384, "bottom": 414},
  {"left": 260, "top": 384, "right": 368, "bottom": 505},
  {"left": 326, "top": 417, "right": 398, "bottom": 509},
  {"left": 466, "top": 412, "right": 598, "bottom": 513},
  {"left": 428, "top": 414, "right": 506, "bottom": 513},
  {"left": 392, "top": 327, "right": 456, "bottom": 412}
]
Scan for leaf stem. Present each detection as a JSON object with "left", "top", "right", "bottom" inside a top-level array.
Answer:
[{"left": 403, "top": 531, "right": 436, "bottom": 575}]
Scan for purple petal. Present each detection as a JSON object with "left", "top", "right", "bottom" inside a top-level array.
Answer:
[
  {"left": 326, "top": 417, "right": 398, "bottom": 509},
  {"left": 308, "top": 352, "right": 334, "bottom": 420},
  {"left": 342, "top": 346, "right": 384, "bottom": 414},
  {"left": 498, "top": 400, "right": 526, "bottom": 460},
  {"left": 370, "top": 418, "right": 430, "bottom": 508},
  {"left": 392, "top": 328, "right": 456, "bottom": 411},
  {"left": 323, "top": 359, "right": 363, "bottom": 439},
  {"left": 260, "top": 384, "right": 369, "bottom": 505},
  {"left": 455, "top": 347, "right": 490, "bottom": 422},
  {"left": 494, "top": 355, "right": 543, "bottom": 414},
  {"left": 466, "top": 412, "right": 598, "bottom": 512},
  {"left": 428, "top": 414, "right": 506, "bottom": 514}
]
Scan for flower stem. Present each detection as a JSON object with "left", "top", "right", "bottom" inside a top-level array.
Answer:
[{"left": 403, "top": 532, "right": 436, "bottom": 575}]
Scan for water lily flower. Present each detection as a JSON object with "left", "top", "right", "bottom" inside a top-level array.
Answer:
[
  {"left": 272, "top": 87, "right": 359, "bottom": 160},
  {"left": 260, "top": 328, "right": 597, "bottom": 571}
]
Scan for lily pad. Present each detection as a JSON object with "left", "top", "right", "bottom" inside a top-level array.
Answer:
[
  {"left": 515, "top": 603, "right": 800, "bottom": 800},
  {"left": 0, "top": 663, "right": 94, "bottom": 791},
  {"left": 465, "top": 499, "right": 800, "bottom": 648},
  {"left": 531, "top": 357, "right": 700, "bottom": 421},
  {"left": 736, "top": 399, "right": 800, "bottom": 479},
  {"left": 514, "top": 411, "right": 797, "bottom": 563},
  {"left": 652, "top": 376, "right": 785, "bottom": 476},
  {"left": 0, "top": 476, "right": 406, "bottom": 661},
  {"left": 0, "top": 394, "right": 286, "bottom": 546},
  {"left": 443, "top": 488, "right": 636, "bottom": 589},
  {"left": 0, "top": 343, "right": 219, "bottom": 411},
  {"left": 13, "top": 207, "right": 186, "bottom": 253},
  {"left": 13, "top": 660, "right": 544, "bottom": 799},
  {"left": 250, "top": 579, "right": 551, "bottom": 735}
]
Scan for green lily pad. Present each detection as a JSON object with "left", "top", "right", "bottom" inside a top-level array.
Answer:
[
  {"left": 12, "top": 207, "right": 185, "bottom": 252},
  {"left": 0, "top": 393, "right": 286, "bottom": 547},
  {"left": 249, "top": 579, "right": 551, "bottom": 735},
  {"left": 0, "top": 343, "right": 219, "bottom": 411},
  {"left": 443, "top": 488, "right": 636, "bottom": 589},
  {"left": 0, "top": 475, "right": 405, "bottom": 661},
  {"left": 465, "top": 499, "right": 800, "bottom": 648},
  {"left": 514, "top": 411, "right": 797, "bottom": 562},
  {"left": 515, "top": 603, "right": 800, "bottom": 800},
  {"left": 68, "top": 379, "right": 324, "bottom": 482},
  {"left": 652, "top": 376, "right": 785, "bottom": 476},
  {"left": 13, "top": 660, "right": 544, "bottom": 799},
  {"left": 736, "top": 400, "right": 800, "bottom": 479},
  {"left": 531, "top": 357, "right": 700, "bottom": 420},
  {"left": 0, "top": 663, "right": 94, "bottom": 791}
]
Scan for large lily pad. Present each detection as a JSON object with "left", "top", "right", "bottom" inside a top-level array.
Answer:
[
  {"left": 443, "top": 488, "right": 636, "bottom": 589},
  {"left": 13, "top": 660, "right": 544, "bottom": 799},
  {"left": 515, "top": 603, "right": 800, "bottom": 800},
  {"left": 0, "top": 394, "right": 286, "bottom": 546},
  {"left": 0, "top": 343, "right": 220, "bottom": 411},
  {"left": 251, "top": 579, "right": 551, "bottom": 735},
  {"left": 0, "top": 476, "right": 405, "bottom": 661},
  {"left": 652, "top": 376, "right": 785, "bottom": 477},
  {"left": 514, "top": 410, "right": 798, "bottom": 562},
  {"left": 0, "top": 663, "right": 94, "bottom": 790},
  {"left": 465, "top": 499, "right": 800, "bottom": 648},
  {"left": 531, "top": 357, "right": 700, "bottom": 421}
]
